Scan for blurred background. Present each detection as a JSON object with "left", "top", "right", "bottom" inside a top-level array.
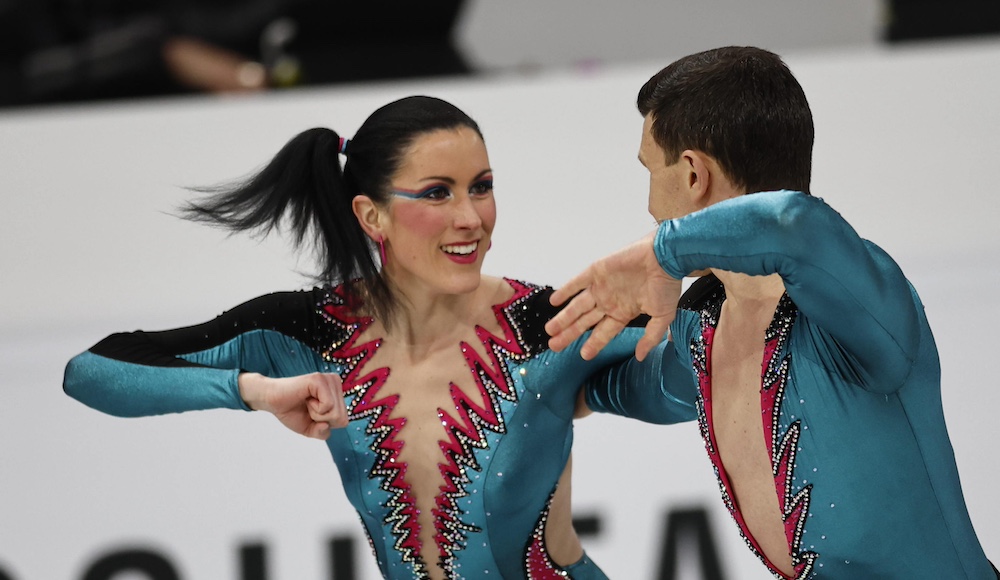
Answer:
[
  {"left": 3, "top": 2, "right": 1000, "bottom": 580},
  {"left": 2, "top": 0, "right": 999, "bottom": 109}
]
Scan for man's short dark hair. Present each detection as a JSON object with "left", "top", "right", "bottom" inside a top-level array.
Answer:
[{"left": 638, "top": 46, "right": 814, "bottom": 194}]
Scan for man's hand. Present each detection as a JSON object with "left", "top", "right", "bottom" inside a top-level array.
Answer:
[
  {"left": 545, "top": 232, "right": 682, "bottom": 361},
  {"left": 239, "top": 372, "right": 348, "bottom": 439}
]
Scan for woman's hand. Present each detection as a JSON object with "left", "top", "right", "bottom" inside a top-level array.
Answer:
[{"left": 238, "top": 372, "right": 348, "bottom": 439}]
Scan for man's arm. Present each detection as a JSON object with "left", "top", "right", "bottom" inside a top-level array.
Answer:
[{"left": 549, "top": 190, "right": 920, "bottom": 392}]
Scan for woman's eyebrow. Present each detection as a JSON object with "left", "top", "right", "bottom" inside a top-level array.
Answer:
[
  {"left": 417, "top": 169, "right": 493, "bottom": 183},
  {"left": 418, "top": 176, "right": 455, "bottom": 184}
]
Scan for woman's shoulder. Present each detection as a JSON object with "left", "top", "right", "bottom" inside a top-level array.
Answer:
[
  {"left": 491, "top": 275, "right": 554, "bottom": 294},
  {"left": 482, "top": 277, "right": 557, "bottom": 357},
  {"left": 490, "top": 277, "right": 555, "bottom": 311}
]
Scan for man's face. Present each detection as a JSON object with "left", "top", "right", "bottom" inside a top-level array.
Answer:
[{"left": 639, "top": 114, "right": 690, "bottom": 223}]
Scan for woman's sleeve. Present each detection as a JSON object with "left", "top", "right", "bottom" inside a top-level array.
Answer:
[
  {"left": 63, "top": 288, "right": 328, "bottom": 417},
  {"left": 654, "top": 190, "right": 920, "bottom": 393},
  {"left": 513, "top": 284, "right": 658, "bottom": 419},
  {"left": 583, "top": 313, "right": 700, "bottom": 424}
]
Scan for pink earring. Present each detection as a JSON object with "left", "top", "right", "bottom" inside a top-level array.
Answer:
[{"left": 378, "top": 236, "right": 387, "bottom": 265}]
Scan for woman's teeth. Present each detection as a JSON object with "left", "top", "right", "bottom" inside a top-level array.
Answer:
[{"left": 442, "top": 242, "right": 478, "bottom": 255}]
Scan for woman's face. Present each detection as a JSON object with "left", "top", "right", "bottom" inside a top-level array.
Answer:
[{"left": 381, "top": 126, "right": 495, "bottom": 298}]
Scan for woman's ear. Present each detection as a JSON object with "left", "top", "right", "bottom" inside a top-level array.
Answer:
[{"left": 352, "top": 194, "right": 383, "bottom": 240}]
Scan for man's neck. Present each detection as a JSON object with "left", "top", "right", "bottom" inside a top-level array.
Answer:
[{"left": 712, "top": 270, "right": 785, "bottom": 312}]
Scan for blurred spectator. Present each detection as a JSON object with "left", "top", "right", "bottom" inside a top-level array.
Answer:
[
  {"left": 885, "top": 0, "right": 1000, "bottom": 42},
  {"left": 0, "top": 0, "right": 471, "bottom": 108}
]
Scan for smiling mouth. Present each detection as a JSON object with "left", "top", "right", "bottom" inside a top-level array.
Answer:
[{"left": 441, "top": 241, "right": 478, "bottom": 256}]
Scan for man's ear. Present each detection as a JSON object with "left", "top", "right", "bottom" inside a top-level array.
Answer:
[
  {"left": 684, "top": 149, "right": 742, "bottom": 206},
  {"left": 679, "top": 149, "right": 712, "bottom": 208},
  {"left": 352, "top": 194, "right": 383, "bottom": 240}
]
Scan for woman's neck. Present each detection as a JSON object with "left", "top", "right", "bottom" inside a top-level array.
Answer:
[{"left": 382, "top": 276, "right": 507, "bottom": 359}]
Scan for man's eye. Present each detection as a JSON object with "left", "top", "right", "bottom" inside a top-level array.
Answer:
[{"left": 470, "top": 180, "right": 493, "bottom": 195}]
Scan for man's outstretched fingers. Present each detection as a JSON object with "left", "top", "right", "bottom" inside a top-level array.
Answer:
[
  {"left": 545, "top": 288, "right": 595, "bottom": 338},
  {"left": 548, "top": 306, "right": 605, "bottom": 353},
  {"left": 635, "top": 315, "right": 673, "bottom": 361},
  {"left": 580, "top": 317, "right": 626, "bottom": 360},
  {"left": 549, "top": 269, "right": 593, "bottom": 308}
]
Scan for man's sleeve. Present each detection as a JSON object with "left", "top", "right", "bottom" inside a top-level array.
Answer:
[{"left": 653, "top": 190, "right": 920, "bottom": 394}]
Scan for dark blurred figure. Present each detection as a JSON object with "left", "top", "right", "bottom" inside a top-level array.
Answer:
[
  {"left": 885, "top": 0, "right": 1000, "bottom": 42},
  {"left": 0, "top": 0, "right": 472, "bottom": 108}
]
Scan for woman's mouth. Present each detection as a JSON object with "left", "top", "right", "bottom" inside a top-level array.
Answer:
[{"left": 441, "top": 241, "right": 479, "bottom": 264}]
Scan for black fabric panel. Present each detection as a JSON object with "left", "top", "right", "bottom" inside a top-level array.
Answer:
[
  {"left": 678, "top": 274, "right": 724, "bottom": 312},
  {"left": 512, "top": 285, "right": 651, "bottom": 360},
  {"left": 508, "top": 286, "right": 559, "bottom": 358},
  {"left": 89, "top": 288, "right": 327, "bottom": 365}
]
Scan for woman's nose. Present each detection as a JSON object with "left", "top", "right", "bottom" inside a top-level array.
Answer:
[{"left": 452, "top": 195, "right": 483, "bottom": 229}]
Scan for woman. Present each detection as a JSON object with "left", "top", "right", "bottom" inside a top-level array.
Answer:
[{"left": 63, "top": 96, "right": 640, "bottom": 579}]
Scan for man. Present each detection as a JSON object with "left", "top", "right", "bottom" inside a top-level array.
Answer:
[{"left": 548, "top": 46, "right": 996, "bottom": 578}]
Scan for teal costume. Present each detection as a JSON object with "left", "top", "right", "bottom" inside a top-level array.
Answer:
[
  {"left": 585, "top": 190, "right": 994, "bottom": 578},
  {"left": 64, "top": 278, "right": 636, "bottom": 579}
]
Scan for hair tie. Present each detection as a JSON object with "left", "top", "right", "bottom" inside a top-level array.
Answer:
[{"left": 338, "top": 137, "right": 351, "bottom": 155}]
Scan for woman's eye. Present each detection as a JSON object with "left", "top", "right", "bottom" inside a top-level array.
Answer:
[
  {"left": 422, "top": 186, "right": 451, "bottom": 199},
  {"left": 470, "top": 180, "right": 493, "bottom": 195}
]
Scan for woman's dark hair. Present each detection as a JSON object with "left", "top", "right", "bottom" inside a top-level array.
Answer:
[
  {"left": 181, "top": 95, "right": 483, "bottom": 321},
  {"left": 637, "top": 46, "right": 814, "bottom": 194}
]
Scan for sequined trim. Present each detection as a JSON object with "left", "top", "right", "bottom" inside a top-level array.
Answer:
[
  {"left": 317, "top": 280, "right": 544, "bottom": 578},
  {"left": 763, "top": 295, "right": 818, "bottom": 578},
  {"left": 433, "top": 280, "right": 537, "bottom": 574},
  {"left": 692, "top": 291, "right": 819, "bottom": 579},
  {"left": 524, "top": 491, "right": 572, "bottom": 579}
]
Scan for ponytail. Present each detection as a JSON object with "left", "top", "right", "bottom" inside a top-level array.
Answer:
[{"left": 180, "top": 127, "right": 392, "bottom": 319}]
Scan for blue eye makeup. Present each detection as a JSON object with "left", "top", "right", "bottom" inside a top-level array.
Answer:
[
  {"left": 470, "top": 179, "right": 494, "bottom": 195},
  {"left": 391, "top": 175, "right": 494, "bottom": 200},
  {"left": 392, "top": 185, "right": 451, "bottom": 200}
]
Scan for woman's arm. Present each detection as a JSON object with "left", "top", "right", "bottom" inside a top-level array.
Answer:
[
  {"left": 580, "top": 312, "right": 700, "bottom": 424},
  {"left": 63, "top": 288, "right": 346, "bottom": 434}
]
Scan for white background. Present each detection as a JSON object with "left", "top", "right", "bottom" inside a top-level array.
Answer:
[{"left": 2, "top": 38, "right": 1000, "bottom": 579}]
